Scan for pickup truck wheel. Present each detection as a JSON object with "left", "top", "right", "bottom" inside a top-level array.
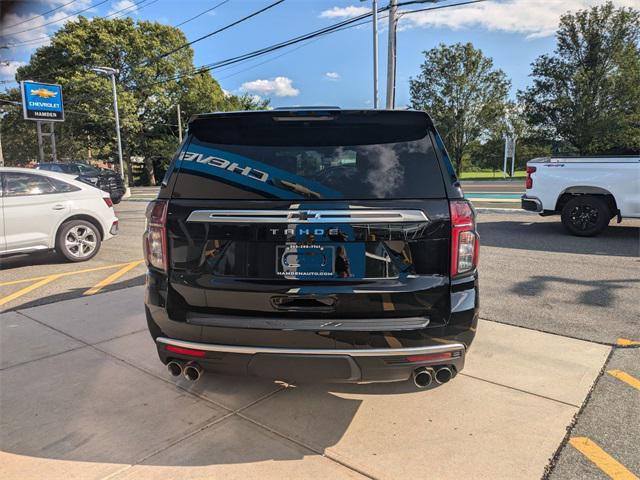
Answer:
[{"left": 561, "top": 196, "right": 610, "bottom": 237}]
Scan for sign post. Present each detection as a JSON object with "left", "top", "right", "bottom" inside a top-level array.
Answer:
[
  {"left": 21, "top": 81, "right": 64, "bottom": 162},
  {"left": 504, "top": 136, "right": 516, "bottom": 177}
]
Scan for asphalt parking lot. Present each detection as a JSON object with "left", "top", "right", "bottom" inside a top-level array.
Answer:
[{"left": 1, "top": 199, "right": 638, "bottom": 480}]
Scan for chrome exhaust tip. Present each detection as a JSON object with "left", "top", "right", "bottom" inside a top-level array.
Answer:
[
  {"left": 183, "top": 362, "right": 203, "bottom": 382},
  {"left": 167, "top": 361, "right": 183, "bottom": 377},
  {"left": 413, "top": 367, "right": 433, "bottom": 388},
  {"left": 435, "top": 366, "right": 453, "bottom": 384}
]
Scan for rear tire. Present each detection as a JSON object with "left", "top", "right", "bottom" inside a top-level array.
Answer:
[
  {"left": 56, "top": 220, "right": 102, "bottom": 262},
  {"left": 112, "top": 196, "right": 122, "bottom": 204},
  {"left": 561, "top": 196, "right": 610, "bottom": 237}
]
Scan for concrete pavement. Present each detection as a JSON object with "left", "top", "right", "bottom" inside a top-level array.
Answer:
[{"left": 0, "top": 286, "right": 611, "bottom": 480}]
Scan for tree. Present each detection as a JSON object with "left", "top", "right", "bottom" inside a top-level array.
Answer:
[
  {"left": 521, "top": 2, "right": 640, "bottom": 154},
  {"left": 409, "top": 42, "right": 510, "bottom": 173},
  {"left": 469, "top": 102, "right": 551, "bottom": 175},
  {"left": 0, "top": 17, "right": 267, "bottom": 182}
]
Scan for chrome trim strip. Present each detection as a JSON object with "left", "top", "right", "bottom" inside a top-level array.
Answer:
[
  {"left": 157, "top": 337, "right": 465, "bottom": 357},
  {"left": 186, "top": 209, "right": 429, "bottom": 224}
]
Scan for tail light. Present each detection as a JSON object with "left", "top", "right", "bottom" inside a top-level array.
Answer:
[
  {"left": 144, "top": 200, "right": 168, "bottom": 271},
  {"left": 450, "top": 200, "right": 479, "bottom": 277},
  {"left": 165, "top": 344, "right": 206, "bottom": 358},
  {"left": 103, "top": 197, "right": 113, "bottom": 208},
  {"left": 525, "top": 166, "right": 536, "bottom": 189}
]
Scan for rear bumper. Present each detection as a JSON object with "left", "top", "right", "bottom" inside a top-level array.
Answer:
[
  {"left": 155, "top": 336, "right": 466, "bottom": 383},
  {"left": 521, "top": 195, "right": 543, "bottom": 212},
  {"left": 145, "top": 269, "right": 478, "bottom": 384}
]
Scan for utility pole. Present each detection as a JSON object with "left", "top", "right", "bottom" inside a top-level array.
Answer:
[
  {"left": 177, "top": 104, "right": 183, "bottom": 143},
  {"left": 372, "top": 0, "right": 379, "bottom": 108},
  {"left": 385, "top": 0, "right": 397, "bottom": 109},
  {"left": 91, "top": 67, "right": 128, "bottom": 196}
]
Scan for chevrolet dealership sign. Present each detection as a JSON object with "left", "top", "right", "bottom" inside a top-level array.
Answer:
[{"left": 21, "top": 81, "right": 64, "bottom": 122}]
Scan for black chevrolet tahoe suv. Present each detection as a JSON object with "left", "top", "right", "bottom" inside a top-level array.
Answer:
[
  {"left": 144, "top": 108, "right": 479, "bottom": 388},
  {"left": 36, "top": 162, "right": 126, "bottom": 203}
]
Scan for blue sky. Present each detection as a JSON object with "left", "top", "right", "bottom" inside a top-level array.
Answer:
[{"left": 1, "top": 0, "right": 637, "bottom": 107}]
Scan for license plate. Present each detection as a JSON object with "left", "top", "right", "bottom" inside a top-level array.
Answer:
[{"left": 276, "top": 244, "right": 335, "bottom": 278}]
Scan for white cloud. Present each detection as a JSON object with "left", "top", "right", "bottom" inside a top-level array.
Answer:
[
  {"left": 0, "top": 61, "right": 26, "bottom": 78},
  {"left": 400, "top": 0, "right": 640, "bottom": 39},
  {"left": 240, "top": 76, "right": 300, "bottom": 97},
  {"left": 108, "top": 0, "right": 138, "bottom": 16},
  {"left": 324, "top": 71, "right": 340, "bottom": 81},
  {"left": 320, "top": 5, "right": 370, "bottom": 19}
]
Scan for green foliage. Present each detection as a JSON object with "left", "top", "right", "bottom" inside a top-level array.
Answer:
[
  {"left": 409, "top": 42, "right": 511, "bottom": 173},
  {"left": 520, "top": 2, "right": 640, "bottom": 154},
  {"left": 467, "top": 103, "right": 551, "bottom": 174},
  {"left": 1, "top": 16, "right": 267, "bottom": 181}
]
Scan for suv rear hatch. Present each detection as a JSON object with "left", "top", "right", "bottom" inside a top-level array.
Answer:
[{"left": 156, "top": 110, "right": 458, "bottom": 328}]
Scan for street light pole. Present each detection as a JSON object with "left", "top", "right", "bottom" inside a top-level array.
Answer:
[
  {"left": 91, "top": 67, "right": 126, "bottom": 188},
  {"left": 385, "top": 0, "right": 397, "bottom": 109}
]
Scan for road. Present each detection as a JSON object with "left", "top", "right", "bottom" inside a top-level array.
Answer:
[{"left": 1, "top": 198, "right": 638, "bottom": 479}]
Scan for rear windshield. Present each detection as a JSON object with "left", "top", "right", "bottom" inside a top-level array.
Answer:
[{"left": 172, "top": 111, "right": 446, "bottom": 200}]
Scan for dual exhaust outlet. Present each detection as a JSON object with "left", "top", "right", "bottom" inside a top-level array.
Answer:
[
  {"left": 167, "top": 360, "right": 203, "bottom": 382},
  {"left": 412, "top": 366, "right": 453, "bottom": 388}
]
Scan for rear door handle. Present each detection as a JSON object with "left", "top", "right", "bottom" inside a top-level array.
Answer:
[{"left": 52, "top": 204, "right": 65, "bottom": 210}]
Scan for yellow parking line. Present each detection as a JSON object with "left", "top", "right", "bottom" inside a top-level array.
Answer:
[
  {"left": 607, "top": 370, "right": 640, "bottom": 391},
  {"left": 0, "top": 262, "right": 140, "bottom": 287},
  {"left": 617, "top": 338, "right": 640, "bottom": 347},
  {"left": 0, "top": 274, "right": 63, "bottom": 307},
  {"left": 569, "top": 437, "right": 638, "bottom": 480},
  {"left": 83, "top": 260, "right": 144, "bottom": 296}
]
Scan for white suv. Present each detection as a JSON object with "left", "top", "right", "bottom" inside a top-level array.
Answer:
[{"left": 0, "top": 167, "right": 119, "bottom": 261}]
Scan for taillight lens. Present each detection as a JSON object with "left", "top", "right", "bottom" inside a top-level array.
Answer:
[
  {"left": 525, "top": 166, "right": 536, "bottom": 189},
  {"left": 450, "top": 200, "right": 479, "bottom": 276},
  {"left": 165, "top": 344, "right": 206, "bottom": 358},
  {"left": 103, "top": 197, "right": 113, "bottom": 208},
  {"left": 144, "top": 200, "right": 168, "bottom": 271}
]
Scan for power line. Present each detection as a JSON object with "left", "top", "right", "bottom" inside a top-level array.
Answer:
[
  {"left": 4, "top": 0, "right": 160, "bottom": 48},
  {"left": 399, "top": 0, "right": 486, "bottom": 16},
  {"left": 3, "top": 0, "right": 112, "bottom": 37},
  {"left": 104, "top": 0, "right": 157, "bottom": 20},
  {"left": 140, "top": 0, "right": 285, "bottom": 67},
  {"left": 3, "top": 0, "right": 81, "bottom": 29},
  {"left": 216, "top": 14, "right": 380, "bottom": 81},
  {"left": 144, "top": 0, "right": 486, "bottom": 88},
  {"left": 175, "top": 0, "right": 231, "bottom": 28},
  {"left": 142, "top": 6, "right": 377, "bottom": 87}
]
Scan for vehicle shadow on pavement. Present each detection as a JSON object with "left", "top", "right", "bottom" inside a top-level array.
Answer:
[
  {"left": 510, "top": 275, "right": 640, "bottom": 308},
  {"left": 0, "top": 352, "right": 445, "bottom": 469},
  {"left": 478, "top": 220, "right": 640, "bottom": 257},
  {"left": 0, "top": 251, "right": 69, "bottom": 270},
  {"left": 1, "top": 280, "right": 448, "bottom": 470},
  {"left": 0, "top": 274, "right": 146, "bottom": 312}
]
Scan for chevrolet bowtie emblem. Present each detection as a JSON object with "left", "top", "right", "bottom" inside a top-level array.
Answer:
[{"left": 289, "top": 211, "right": 317, "bottom": 221}]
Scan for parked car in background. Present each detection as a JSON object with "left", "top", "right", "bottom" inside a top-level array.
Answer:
[
  {"left": 0, "top": 167, "right": 118, "bottom": 261},
  {"left": 35, "top": 162, "right": 126, "bottom": 204},
  {"left": 522, "top": 156, "right": 640, "bottom": 236},
  {"left": 144, "top": 108, "right": 479, "bottom": 388}
]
